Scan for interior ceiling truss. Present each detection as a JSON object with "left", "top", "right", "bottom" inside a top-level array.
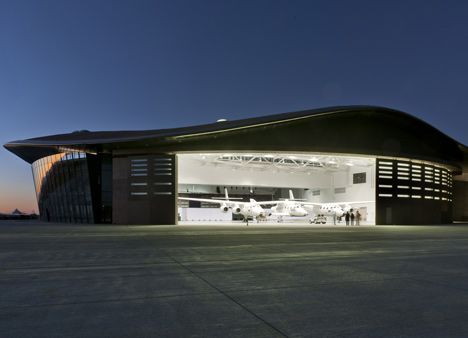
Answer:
[{"left": 194, "top": 153, "right": 374, "bottom": 173}]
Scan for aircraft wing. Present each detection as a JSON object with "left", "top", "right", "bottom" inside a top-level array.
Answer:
[
  {"left": 299, "top": 202, "right": 323, "bottom": 207},
  {"left": 178, "top": 197, "right": 248, "bottom": 206},
  {"left": 255, "top": 201, "right": 283, "bottom": 206},
  {"left": 271, "top": 212, "right": 290, "bottom": 216}
]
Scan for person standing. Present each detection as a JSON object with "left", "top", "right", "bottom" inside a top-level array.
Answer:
[
  {"left": 345, "top": 211, "right": 350, "bottom": 226},
  {"left": 350, "top": 211, "right": 355, "bottom": 226},
  {"left": 356, "top": 210, "right": 361, "bottom": 226}
]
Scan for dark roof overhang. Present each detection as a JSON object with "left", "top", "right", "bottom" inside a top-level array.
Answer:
[{"left": 4, "top": 105, "right": 467, "bottom": 173}]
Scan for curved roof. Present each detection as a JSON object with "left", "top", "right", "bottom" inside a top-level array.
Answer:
[{"left": 4, "top": 105, "right": 467, "bottom": 172}]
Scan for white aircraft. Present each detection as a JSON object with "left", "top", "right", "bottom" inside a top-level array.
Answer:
[
  {"left": 304, "top": 201, "right": 373, "bottom": 218},
  {"left": 178, "top": 188, "right": 270, "bottom": 222},
  {"left": 266, "top": 190, "right": 373, "bottom": 219},
  {"left": 265, "top": 190, "right": 309, "bottom": 217}
]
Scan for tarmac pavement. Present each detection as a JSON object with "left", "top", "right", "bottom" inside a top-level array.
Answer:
[{"left": 1, "top": 221, "right": 468, "bottom": 337}]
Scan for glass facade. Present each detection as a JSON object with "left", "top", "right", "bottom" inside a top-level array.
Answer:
[{"left": 32, "top": 152, "right": 94, "bottom": 223}]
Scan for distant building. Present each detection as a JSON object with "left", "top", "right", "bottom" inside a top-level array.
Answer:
[{"left": 0, "top": 209, "right": 38, "bottom": 220}]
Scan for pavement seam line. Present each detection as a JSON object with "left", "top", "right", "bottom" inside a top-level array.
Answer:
[
  {"left": 166, "top": 253, "right": 290, "bottom": 338},
  {"left": 0, "top": 290, "right": 219, "bottom": 310}
]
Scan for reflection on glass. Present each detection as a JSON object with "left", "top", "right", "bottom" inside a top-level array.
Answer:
[{"left": 31, "top": 152, "right": 93, "bottom": 223}]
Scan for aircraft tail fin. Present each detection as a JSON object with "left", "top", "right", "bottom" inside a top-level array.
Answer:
[{"left": 286, "top": 189, "right": 307, "bottom": 201}]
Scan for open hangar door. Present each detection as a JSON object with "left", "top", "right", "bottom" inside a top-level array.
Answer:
[{"left": 177, "top": 153, "right": 376, "bottom": 225}]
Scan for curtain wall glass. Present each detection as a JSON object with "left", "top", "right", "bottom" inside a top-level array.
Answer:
[{"left": 31, "top": 152, "right": 94, "bottom": 223}]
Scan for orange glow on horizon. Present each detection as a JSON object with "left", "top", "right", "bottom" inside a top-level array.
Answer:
[{"left": 0, "top": 191, "right": 38, "bottom": 215}]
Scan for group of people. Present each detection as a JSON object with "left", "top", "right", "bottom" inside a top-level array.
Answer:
[{"left": 344, "top": 209, "right": 361, "bottom": 226}]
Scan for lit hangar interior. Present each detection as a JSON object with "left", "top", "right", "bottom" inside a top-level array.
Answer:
[{"left": 177, "top": 152, "right": 376, "bottom": 224}]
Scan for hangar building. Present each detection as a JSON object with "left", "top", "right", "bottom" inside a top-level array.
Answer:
[{"left": 4, "top": 106, "right": 468, "bottom": 225}]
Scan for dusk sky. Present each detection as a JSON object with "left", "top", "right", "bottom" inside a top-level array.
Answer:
[{"left": 1, "top": 0, "right": 467, "bottom": 213}]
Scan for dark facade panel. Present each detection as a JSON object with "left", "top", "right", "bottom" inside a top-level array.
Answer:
[
  {"left": 375, "top": 158, "right": 453, "bottom": 224},
  {"left": 87, "top": 154, "right": 113, "bottom": 223},
  {"left": 453, "top": 181, "right": 468, "bottom": 221},
  {"left": 113, "top": 154, "right": 176, "bottom": 225}
]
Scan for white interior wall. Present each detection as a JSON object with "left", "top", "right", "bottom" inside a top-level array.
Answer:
[
  {"left": 178, "top": 156, "right": 330, "bottom": 189},
  {"left": 331, "top": 165, "right": 375, "bottom": 202},
  {"left": 178, "top": 208, "right": 233, "bottom": 222}
]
